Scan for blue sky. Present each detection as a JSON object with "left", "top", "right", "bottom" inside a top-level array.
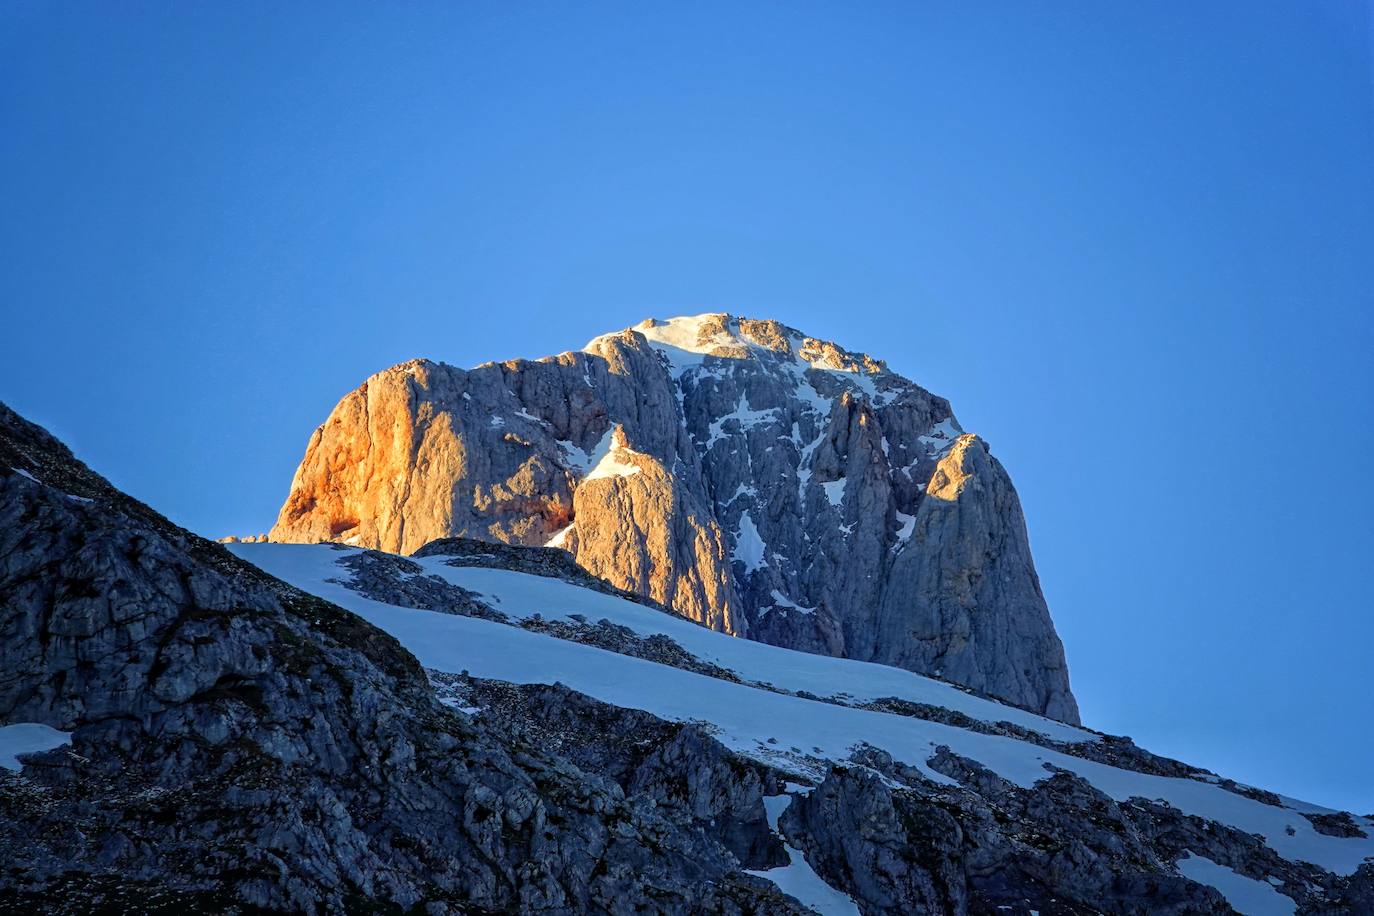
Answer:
[{"left": 3, "top": 2, "right": 1371, "bottom": 811}]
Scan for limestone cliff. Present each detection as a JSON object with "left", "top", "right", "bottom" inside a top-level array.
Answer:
[{"left": 269, "top": 313, "right": 1079, "bottom": 723}]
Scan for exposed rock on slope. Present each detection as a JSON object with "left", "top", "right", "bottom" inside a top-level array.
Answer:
[
  {"left": 0, "top": 402, "right": 807, "bottom": 914},
  {"left": 236, "top": 537, "right": 1374, "bottom": 915},
  {"left": 270, "top": 313, "right": 1078, "bottom": 722}
]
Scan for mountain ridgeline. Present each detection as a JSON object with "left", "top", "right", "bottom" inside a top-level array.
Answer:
[{"left": 269, "top": 314, "right": 1078, "bottom": 722}]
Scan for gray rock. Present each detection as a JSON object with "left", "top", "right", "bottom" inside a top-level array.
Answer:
[
  {"left": 268, "top": 314, "right": 1079, "bottom": 722},
  {"left": 447, "top": 675, "right": 791, "bottom": 871},
  {"left": 777, "top": 751, "right": 1280, "bottom": 915},
  {"left": 875, "top": 434, "right": 1077, "bottom": 723}
]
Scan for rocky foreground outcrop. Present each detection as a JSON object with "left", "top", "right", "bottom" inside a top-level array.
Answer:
[
  {"left": 0, "top": 402, "right": 806, "bottom": 913},
  {"left": 268, "top": 313, "right": 1079, "bottom": 723}
]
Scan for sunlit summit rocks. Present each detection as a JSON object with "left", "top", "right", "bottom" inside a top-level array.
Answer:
[{"left": 270, "top": 313, "right": 1078, "bottom": 723}]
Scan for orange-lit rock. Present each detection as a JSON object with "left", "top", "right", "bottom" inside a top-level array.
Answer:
[{"left": 269, "top": 314, "right": 1079, "bottom": 722}]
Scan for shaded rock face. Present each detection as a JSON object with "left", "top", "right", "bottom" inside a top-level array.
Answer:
[
  {"left": 778, "top": 752, "right": 1311, "bottom": 916},
  {"left": 877, "top": 435, "right": 1077, "bottom": 723},
  {"left": 0, "top": 403, "right": 808, "bottom": 914},
  {"left": 269, "top": 313, "right": 1079, "bottom": 723},
  {"left": 444, "top": 676, "right": 793, "bottom": 872}
]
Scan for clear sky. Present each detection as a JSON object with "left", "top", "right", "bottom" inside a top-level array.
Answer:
[{"left": 3, "top": 3, "right": 1371, "bottom": 812}]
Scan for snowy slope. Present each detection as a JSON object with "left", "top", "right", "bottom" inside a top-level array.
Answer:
[
  {"left": 410, "top": 552, "right": 1088, "bottom": 743},
  {"left": 1176, "top": 854, "right": 1298, "bottom": 916},
  {"left": 231, "top": 543, "right": 1374, "bottom": 911}
]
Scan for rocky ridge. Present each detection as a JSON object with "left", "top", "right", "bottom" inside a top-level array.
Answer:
[
  {"left": 0, "top": 402, "right": 807, "bottom": 914},
  {"left": 268, "top": 313, "right": 1079, "bottom": 723}
]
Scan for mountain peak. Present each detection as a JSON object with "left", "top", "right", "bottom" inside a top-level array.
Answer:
[
  {"left": 586, "top": 313, "right": 894, "bottom": 386},
  {"left": 266, "top": 312, "right": 1076, "bottom": 723}
]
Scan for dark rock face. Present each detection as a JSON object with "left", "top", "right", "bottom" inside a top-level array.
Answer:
[
  {"left": 334, "top": 545, "right": 509, "bottom": 620},
  {"left": 772, "top": 745, "right": 1360, "bottom": 916},
  {"left": 781, "top": 766, "right": 970, "bottom": 914},
  {"left": 0, "top": 402, "right": 807, "bottom": 914},
  {"left": 441, "top": 675, "right": 792, "bottom": 872},
  {"left": 268, "top": 313, "right": 1079, "bottom": 723},
  {"left": 1310, "top": 864, "right": 1374, "bottom": 915},
  {"left": 874, "top": 435, "right": 1076, "bottom": 723}
]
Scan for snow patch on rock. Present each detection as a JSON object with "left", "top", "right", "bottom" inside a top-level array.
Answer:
[
  {"left": 704, "top": 394, "right": 783, "bottom": 448},
  {"left": 918, "top": 417, "right": 963, "bottom": 454},
  {"left": 564, "top": 427, "right": 644, "bottom": 482},
  {"left": 734, "top": 512, "right": 767, "bottom": 574},
  {"left": 0, "top": 723, "right": 71, "bottom": 772},
  {"left": 1175, "top": 852, "right": 1296, "bottom": 916},
  {"left": 747, "top": 793, "right": 861, "bottom": 915},
  {"left": 767, "top": 589, "right": 816, "bottom": 616}
]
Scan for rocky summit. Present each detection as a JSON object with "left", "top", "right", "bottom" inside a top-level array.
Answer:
[{"left": 268, "top": 314, "right": 1078, "bottom": 723}]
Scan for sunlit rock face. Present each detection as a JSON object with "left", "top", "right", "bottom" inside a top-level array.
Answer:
[{"left": 270, "top": 313, "right": 1079, "bottom": 723}]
